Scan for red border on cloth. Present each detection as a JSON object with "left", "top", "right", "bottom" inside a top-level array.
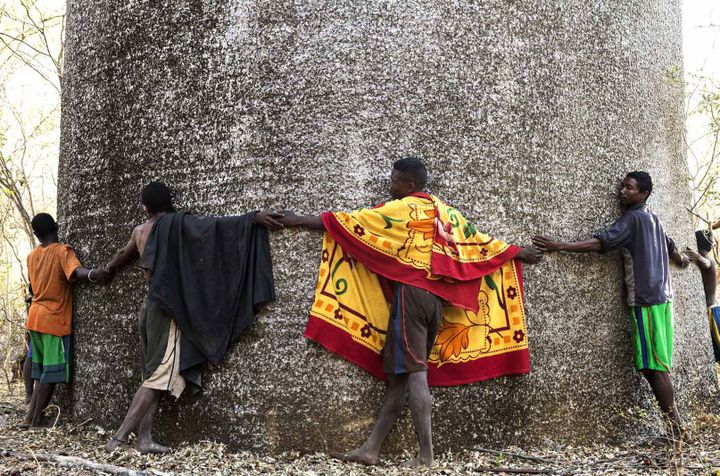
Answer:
[
  {"left": 304, "top": 314, "right": 386, "bottom": 381},
  {"left": 322, "top": 212, "right": 482, "bottom": 311},
  {"left": 427, "top": 349, "right": 530, "bottom": 386},
  {"left": 304, "top": 315, "right": 530, "bottom": 386},
  {"left": 431, "top": 245, "right": 521, "bottom": 281}
]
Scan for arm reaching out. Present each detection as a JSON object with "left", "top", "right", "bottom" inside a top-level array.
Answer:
[
  {"left": 106, "top": 230, "right": 140, "bottom": 275},
  {"left": 73, "top": 266, "right": 112, "bottom": 283},
  {"left": 254, "top": 210, "right": 285, "bottom": 230},
  {"left": 278, "top": 210, "right": 326, "bottom": 230},
  {"left": 684, "top": 247, "right": 710, "bottom": 270},
  {"left": 515, "top": 245, "right": 542, "bottom": 264},
  {"left": 670, "top": 247, "right": 689, "bottom": 268},
  {"left": 532, "top": 235, "right": 602, "bottom": 253}
]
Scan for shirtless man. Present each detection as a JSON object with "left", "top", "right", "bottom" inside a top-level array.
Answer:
[
  {"left": 103, "top": 182, "right": 282, "bottom": 453},
  {"left": 685, "top": 230, "right": 720, "bottom": 363}
]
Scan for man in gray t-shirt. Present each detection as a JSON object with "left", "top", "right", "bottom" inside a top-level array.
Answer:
[
  {"left": 593, "top": 201, "right": 676, "bottom": 307},
  {"left": 533, "top": 171, "right": 689, "bottom": 446}
]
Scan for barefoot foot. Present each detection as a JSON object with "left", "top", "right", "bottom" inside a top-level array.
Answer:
[
  {"left": 104, "top": 436, "right": 128, "bottom": 453},
  {"left": 331, "top": 448, "right": 380, "bottom": 466},
  {"left": 29, "top": 415, "right": 53, "bottom": 429},
  {"left": 137, "top": 441, "right": 170, "bottom": 454},
  {"left": 400, "top": 456, "right": 434, "bottom": 468}
]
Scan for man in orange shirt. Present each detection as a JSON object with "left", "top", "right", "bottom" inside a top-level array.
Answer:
[{"left": 23, "top": 213, "right": 109, "bottom": 428}]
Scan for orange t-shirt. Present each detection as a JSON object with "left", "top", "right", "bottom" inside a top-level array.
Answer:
[{"left": 26, "top": 243, "right": 82, "bottom": 337}]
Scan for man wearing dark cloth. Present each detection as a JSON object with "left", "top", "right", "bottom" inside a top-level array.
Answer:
[
  {"left": 533, "top": 171, "right": 690, "bottom": 445},
  {"left": 685, "top": 230, "right": 720, "bottom": 363},
  {"left": 280, "top": 158, "right": 542, "bottom": 467},
  {"left": 22, "top": 213, "right": 109, "bottom": 428},
  {"left": 103, "top": 182, "right": 281, "bottom": 453}
]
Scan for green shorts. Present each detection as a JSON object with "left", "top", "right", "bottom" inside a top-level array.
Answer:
[
  {"left": 630, "top": 303, "right": 672, "bottom": 372},
  {"left": 29, "top": 331, "right": 71, "bottom": 384}
]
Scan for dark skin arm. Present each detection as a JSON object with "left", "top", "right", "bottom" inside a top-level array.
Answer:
[
  {"left": 515, "top": 246, "right": 542, "bottom": 264},
  {"left": 73, "top": 267, "right": 92, "bottom": 281},
  {"left": 106, "top": 234, "right": 139, "bottom": 274},
  {"left": 685, "top": 247, "right": 712, "bottom": 270},
  {"left": 532, "top": 236, "right": 602, "bottom": 253},
  {"left": 73, "top": 266, "right": 112, "bottom": 283},
  {"left": 277, "top": 211, "right": 326, "bottom": 230},
  {"left": 669, "top": 248, "right": 690, "bottom": 268},
  {"left": 533, "top": 235, "right": 690, "bottom": 267},
  {"left": 253, "top": 211, "right": 285, "bottom": 230}
]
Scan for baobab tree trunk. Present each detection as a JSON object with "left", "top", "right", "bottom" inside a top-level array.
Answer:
[{"left": 57, "top": 0, "right": 716, "bottom": 453}]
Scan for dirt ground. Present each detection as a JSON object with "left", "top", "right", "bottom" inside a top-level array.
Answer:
[{"left": 1, "top": 381, "right": 719, "bottom": 476}]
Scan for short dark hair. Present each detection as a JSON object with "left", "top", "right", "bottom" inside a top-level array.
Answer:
[
  {"left": 393, "top": 157, "right": 428, "bottom": 189},
  {"left": 141, "top": 181, "right": 174, "bottom": 214},
  {"left": 696, "top": 229, "right": 714, "bottom": 253},
  {"left": 626, "top": 171, "right": 653, "bottom": 197},
  {"left": 31, "top": 213, "right": 58, "bottom": 239}
]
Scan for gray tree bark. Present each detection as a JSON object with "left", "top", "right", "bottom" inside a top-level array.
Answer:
[{"left": 58, "top": 0, "right": 717, "bottom": 454}]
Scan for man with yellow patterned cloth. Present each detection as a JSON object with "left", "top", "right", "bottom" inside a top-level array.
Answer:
[{"left": 280, "top": 157, "right": 541, "bottom": 468}]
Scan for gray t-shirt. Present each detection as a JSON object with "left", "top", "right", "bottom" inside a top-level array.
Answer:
[{"left": 594, "top": 203, "right": 675, "bottom": 307}]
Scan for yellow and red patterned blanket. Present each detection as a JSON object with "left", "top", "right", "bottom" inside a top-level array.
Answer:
[{"left": 304, "top": 192, "right": 530, "bottom": 386}]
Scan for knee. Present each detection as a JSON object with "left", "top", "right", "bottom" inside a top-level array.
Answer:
[
  {"left": 408, "top": 389, "right": 432, "bottom": 411},
  {"left": 387, "top": 397, "right": 405, "bottom": 416}
]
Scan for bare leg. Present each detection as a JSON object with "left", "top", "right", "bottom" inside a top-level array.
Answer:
[
  {"left": 642, "top": 370, "right": 683, "bottom": 440},
  {"left": 23, "top": 356, "right": 34, "bottom": 404},
  {"left": 135, "top": 391, "right": 169, "bottom": 454},
  {"left": 25, "top": 383, "right": 55, "bottom": 427},
  {"left": 105, "top": 386, "right": 162, "bottom": 452},
  {"left": 401, "top": 370, "right": 433, "bottom": 468},
  {"left": 336, "top": 374, "right": 408, "bottom": 465},
  {"left": 21, "top": 386, "right": 39, "bottom": 427}
]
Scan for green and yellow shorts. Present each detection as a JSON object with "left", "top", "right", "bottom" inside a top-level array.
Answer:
[
  {"left": 630, "top": 303, "right": 672, "bottom": 372},
  {"left": 29, "top": 331, "right": 71, "bottom": 384}
]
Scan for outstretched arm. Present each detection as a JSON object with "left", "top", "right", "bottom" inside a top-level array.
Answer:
[
  {"left": 106, "top": 232, "right": 139, "bottom": 274},
  {"left": 685, "top": 247, "right": 710, "bottom": 270},
  {"left": 278, "top": 211, "right": 326, "bottom": 230},
  {"left": 70, "top": 266, "right": 112, "bottom": 283},
  {"left": 253, "top": 211, "right": 285, "bottom": 230},
  {"left": 670, "top": 247, "right": 690, "bottom": 268},
  {"left": 515, "top": 245, "right": 542, "bottom": 263},
  {"left": 532, "top": 236, "right": 602, "bottom": 253}
]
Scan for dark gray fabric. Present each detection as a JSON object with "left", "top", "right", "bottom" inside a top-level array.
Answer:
[
  {"left": 594, "top": 203, "right": 675, "bottom": 306},
  {"left": 141, "top": 212, "right": 275, "bottom": 391},
  {"left": 382, "top": 283, "right": 443, "bottom": 375},
  {"left": 138, "top": 296, "right": 171, "bottom": 381}
]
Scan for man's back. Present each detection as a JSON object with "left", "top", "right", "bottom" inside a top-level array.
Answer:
[
  {"left": 27, "top": 243, "right": 81, "bottom": 337},
  {"left": 133, "top": 216, "right": 162, "bottom": 259}
]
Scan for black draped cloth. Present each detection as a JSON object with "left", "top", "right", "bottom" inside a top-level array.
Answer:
[{"left": 141, "top": 212, "right": 275, "bottom": 391}]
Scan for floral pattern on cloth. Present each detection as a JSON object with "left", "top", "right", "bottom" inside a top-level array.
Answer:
[{"left": 304, "top": 193, "right": 530, "bottom": 386}]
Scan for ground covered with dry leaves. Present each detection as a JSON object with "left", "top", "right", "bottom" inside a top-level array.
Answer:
[{"left": 1, "top": 383, "right": 719, "bottom": 475}]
